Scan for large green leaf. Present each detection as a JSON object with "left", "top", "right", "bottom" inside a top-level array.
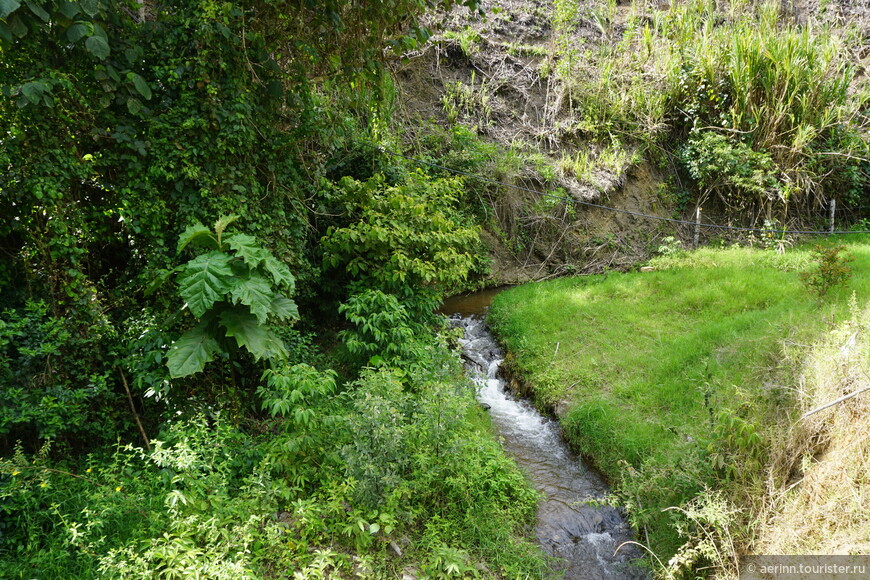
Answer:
[
  {"left": 85, "top": 35, "right": 110, "bottom": 59},
  {"left": 130, "top": 72, "right": 152, "bottom": 100},
  {"left": 230, "top": 272, "right": 273, "bottom": 324},
  {"left": 66, "top": 21, "right": 91, "bottom": 43},
  {"left": 58, "top": 1, "right": 80, "bottom": 19},
  {"left": 20, "top": 81, "right": 46, "bottom": 105},
  {"left": 90, "top": 22, "right": 106, "bottom": 40},
  {"left": 177, "top": 222, "right": 217, "bottom": 254},
  {"left": 226, "top": 233, "right": 267, "bottom": 268},
  {"left": 263, "top": 255, "right": 295, "bottom": 292},
  {"left": 0, "top": 0, "right": 20, "bottom": 20},
  {"left": 25, "top": 0, "right": 49, "bottom": 22},
  {"left": 219, "top": 307, "right": 287, "bottom": 361},
  {"left": 167, "top": 319, "right": 220, "bottom": 378},
  {"left": 177, "top": 251, "right": 234, "bottom": 318},
  {"left": 126, "top": 97, "right": 142, "bottom": 115},
  {"left": 270, "top": 295, "right": 299, "bottom": 321},
  {"left": 79, "top": 0, "right": 98, "bottom": 16}
]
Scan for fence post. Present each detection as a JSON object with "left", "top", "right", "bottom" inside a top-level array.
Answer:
[
  {"left": 829, "top": 199, "right": 836, "bottom": 233},
  {"left": 694, "top": 206, "right": 701, "bottom": 248}
]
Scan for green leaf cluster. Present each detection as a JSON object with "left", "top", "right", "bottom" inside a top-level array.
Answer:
[
  {"left": 681, "top": 130, "right": 782, "bottom": 210},
  {"left": 167, "top": 216, "right": 298, "bottom": 378},
  {"left": 338, "top": 289, "right": 424, "bottom": 367},
  {"left": 257, "top": 364, "right": 336, "bottom": 425}
]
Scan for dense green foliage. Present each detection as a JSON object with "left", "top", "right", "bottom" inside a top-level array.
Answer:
[
  {"left": 167, "top": 215, "right": 298, "bottom": 379},
  {"left": 488, "top": 238, "right": 870, "bottom": 567},
  {"left": 322, "top": 171, "right": 479, "bottom": 318},
  {"left": 3, "top": 0, "right": 866, "bottom": 576},
  {"left": 0, "top": 0, "right": 489, "bottom": 443},
  {"left": 0, "top": 1, "right": 550, "bottom": 577}
]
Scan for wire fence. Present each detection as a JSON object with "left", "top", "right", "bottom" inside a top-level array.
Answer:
[{"left": 354, "top": 140, "right": 870, "bottom": 236}]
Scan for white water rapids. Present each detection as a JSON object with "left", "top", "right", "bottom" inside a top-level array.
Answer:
[{"left": 453, "top": 316, "right": 647, "bottom": 579}]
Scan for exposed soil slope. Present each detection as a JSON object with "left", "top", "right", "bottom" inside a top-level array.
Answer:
[{"left": 393, "top": 0, "right": 869, "bottom": 283}]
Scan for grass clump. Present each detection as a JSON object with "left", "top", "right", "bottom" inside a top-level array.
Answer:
[{"left": 487, "top": 237, "right": 870, "bottom": 566}]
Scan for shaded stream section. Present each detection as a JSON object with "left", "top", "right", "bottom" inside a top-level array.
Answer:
[{"left": 443, "top": 292, "right": 646, "bottom": 579}]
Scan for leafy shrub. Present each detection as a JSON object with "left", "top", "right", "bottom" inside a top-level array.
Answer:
[
  {"left": 256, "top": 363, "right": 339, "bottom": 488},
  {"left": 340, "top": 368, "right": 414, "bottom": 506},
  {"left": 799, "top": 244, "right": 854, "bottom": 298},
  {"left": 0, "top": 300, "right": 122, "bottom": 451},
  {"left": 321, "top": 171, "right": 479, "bottom": 319},
  {"left": 681, "top": 131, "right": 782, "bottom": 213},
  {"left": 339, "top": 360, "right": 542, "bottom": 558},
  {"left": 0, "top": 416, "right": 283, "bottom": 579},
  {"left": 708, "top": 408, "right": 765, "bottom": 484},
  {"left": 339, "top": 289, "right": 427, "bottom": 366}
]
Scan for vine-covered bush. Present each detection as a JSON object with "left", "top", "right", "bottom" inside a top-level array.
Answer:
[{"left": 0, "top": 0, "right": 464, "bottom": 449}]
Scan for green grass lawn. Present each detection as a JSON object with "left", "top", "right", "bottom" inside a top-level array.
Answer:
[{"left": 487, "top": 236, "right": 870, "bottom": 557}]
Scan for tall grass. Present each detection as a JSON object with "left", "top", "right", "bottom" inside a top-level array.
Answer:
[
  {"left": 669, "top": 2, "right": 862, "bottom": 211},
  {"left": 758, "top": 297, "right": 870, "bottom": 554},
  {"left": 551, "top": 0, "right": 868, "bottom": 219}
]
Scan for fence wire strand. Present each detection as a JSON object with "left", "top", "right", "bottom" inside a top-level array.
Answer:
[{"left": 354, "top": 140, "right": 870, "bottom": 236}]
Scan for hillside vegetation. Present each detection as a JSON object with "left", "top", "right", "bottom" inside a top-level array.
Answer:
[
  {"left": 397, "top": 0, "right": 868, "bottom": 278},
  {"left": 0, "top": 1, "right": 552, "bottom": 577},
  {"left": 488, "top": 237, "right": 870, "bottom": 575}
]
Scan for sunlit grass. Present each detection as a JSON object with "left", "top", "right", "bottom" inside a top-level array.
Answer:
[{"left": 488, "top": 237, "right": 870, "bottom": 554}]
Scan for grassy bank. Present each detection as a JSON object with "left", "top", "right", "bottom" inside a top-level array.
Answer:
[{"left": 487, "top": 236, "right": 870, "bottom": 568}]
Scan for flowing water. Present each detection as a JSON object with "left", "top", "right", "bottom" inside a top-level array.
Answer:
[{"left": 448, "top": 304, "right": 646, "bottom": 579}]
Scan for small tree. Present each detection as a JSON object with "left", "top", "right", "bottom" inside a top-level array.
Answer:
[{"left": 799, "top": 244, "right": 854, "bottom": 299}]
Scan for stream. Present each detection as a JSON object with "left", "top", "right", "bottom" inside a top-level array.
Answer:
[{"left": 444, "top": 294, "right": 646, "bottom": 579}]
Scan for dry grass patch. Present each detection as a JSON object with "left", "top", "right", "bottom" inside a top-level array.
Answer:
[{"left": 758, "top": 297, "right": 870, "bottom": 555}]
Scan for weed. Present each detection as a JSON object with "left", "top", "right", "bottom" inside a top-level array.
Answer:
[
  {"left": 504, "top": 42, "right": 548, "bottom": 58},
  {"left": 799, "top": 244, "right": 855, "bottom": 298},
  {"left": 442, "top": 27, "right": 481, "bottom": 58},
  {"left": 657, "top": 236, "right": 684, "bottom": 256},
  {"left": 664, "top": 491, "right": 740, "bottom": 578},
  {"left": 747, "top": 218, "right": 792, "bottom": 253},
  {"left": 557, "top": 140, "right": 631, "bottom": 185},
  {"left": 441, "top": 71, "right": 493, "bottom": 126}
]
